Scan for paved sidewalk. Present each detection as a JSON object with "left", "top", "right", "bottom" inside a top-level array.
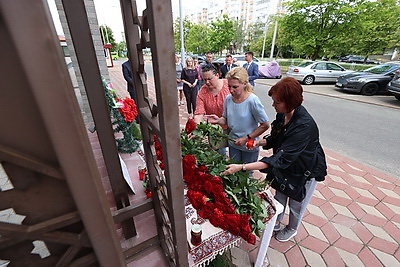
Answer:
[{"left": 108, "top": 61, "right": 400, "bottom": 266}]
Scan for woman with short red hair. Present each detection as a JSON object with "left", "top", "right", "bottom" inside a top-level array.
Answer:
[{"left": 221, "top": 77, "right": 327, "bottom": 242}]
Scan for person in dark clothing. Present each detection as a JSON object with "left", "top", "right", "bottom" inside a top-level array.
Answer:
[
  {"left": 220, "top": 77, "right": 327, "bottom": 243},
  {"left": 181, "top": 57, "right": 199, "bottom": 117},
  {"left": 122, "top": 60, "right": 137, "bottom": 104},
  {"left": 122, "top": 60, "right": 140, "bottom": 123},
  {"left": 220, "top": 55, "right": 238, "bottom": 78},
  {"left": 243, "top": 51, "right": 259, "bottom": 86}
]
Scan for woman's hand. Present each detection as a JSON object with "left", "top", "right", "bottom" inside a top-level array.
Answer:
[
  {"left": 220, "top": 164, "right": 242, "bottom": 175},
  {"left": 235, "top": 136, "right": 248, "bottom": 146},
  {"left": 203, "top": 114, "right": 220, "bottom": 124},
  {"left": 246, "top": 139, "right": 261, "bottom": 150}
]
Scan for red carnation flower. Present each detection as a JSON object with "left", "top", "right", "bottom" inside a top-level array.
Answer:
[
  {"left": 244, "top": 233, "right": 256, "bottom": 245},
  {"left": 185, "top": 119, "right": 197, "bottom": 134}
]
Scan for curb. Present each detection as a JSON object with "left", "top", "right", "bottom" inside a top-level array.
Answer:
[{"left": 255, "top": 80, "right": 400, "bottom": 110}]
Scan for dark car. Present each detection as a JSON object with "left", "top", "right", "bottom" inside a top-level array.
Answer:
[
  {"left": 387, "top": 69, "right": 400, "bottom": 101},
  {"left": 188, "top": 55, "right": 205, "bottom": 63},
  {"left": 335, "top": 63, "right": 400, "bottom": 95},
  {"left": 339, "top": 55, "right": 379, "bottom": 64}
]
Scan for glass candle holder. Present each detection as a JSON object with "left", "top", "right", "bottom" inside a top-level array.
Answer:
[
  {"left": 190, "top": 224, "right": 202, "bottom": 246},
  {"left": 138, "top": 165, "right": 146, "bottom": 181}
]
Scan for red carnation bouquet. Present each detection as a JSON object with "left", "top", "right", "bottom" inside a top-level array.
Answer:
[
  {"left": 176, "top": 120, "right": 274, "bottom": 244},
  {"left": 116, "top": 97, "right": 138, "bottom": 122}
]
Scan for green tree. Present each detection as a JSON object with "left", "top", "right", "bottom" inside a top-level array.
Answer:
[
  {"left": 247, "top": 20, "right": 268, "bottom": 56},
  {"left": 232, "top": 19, "right": 246, "bottom": 53},
  {"left": 350, "top": 0, "right": 400, "bottom": 60},
  {"left": 185, "top": 24, "right": 211, "bottom": 54},
  {"left": 209, "top": 15, "right": 235, "bottom": 54},
  {"left": 115, "top": 41, "right": 127, "bottom": 57},
  {"left": 173, "top": 17, "right": 193, "bottom": 52},
  {"left": 100, "top": 25, "right": 117, "bottom": 51},
  {"left": 280, "top": 0, "right": 361, "bottom": 60}
]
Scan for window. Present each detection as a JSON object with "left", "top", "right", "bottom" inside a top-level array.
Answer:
[
  {"left": 313, "top": 63, "right": 327, "bottom": 70},
  {"left": 327, "top": 63, "right": 342, "bottom": 71}
]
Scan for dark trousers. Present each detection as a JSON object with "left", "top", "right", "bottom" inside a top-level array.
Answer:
[{"left": 183, "top": 86, "right": 199, "bottom": 114}]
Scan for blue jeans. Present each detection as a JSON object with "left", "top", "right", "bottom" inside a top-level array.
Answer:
[
  {"left": 218, "top": 147, "right": 227, "bottom": 157},
  {"left": 228, "top": 145, "right": 259, "bottom": 163}
]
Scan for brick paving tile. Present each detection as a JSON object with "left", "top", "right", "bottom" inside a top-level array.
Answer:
[
  {"left": 368, "top": 237, "right": 399, "bottom": 255},
  {"left": 302, "top": 213, "right": 328, "bottom": 228},
  {"left": 375, "top": 202, "right": 396, "bottom": 220},
  {"left": 292, "top": 224, "right": 308, "bottom": 243},
  {"left": 356, "top": 196, "right": 380, "bottom": 206},
  {"left": 319, "top": 202, "right": 339, "bottom": 220},
  {"left": 268, "top": 238, "right": 296, "bottom": 253},
  {"left": 322, "top": 246, "right": 346, "bottom": 267},
  {"left": 368, "top": 186, "right": 389, "bottom": 201},
  {"left": 320, "top": 223, "right": 341, "bottom": 244},
  {"left": 331, "top": 214, "right": 358, "bottom": 228},
  {"left": 382, "top": 221, "right": 400, "bottom": 244},
  {"left": 394, "top": 248, "right": 400, "bottom": 262},
  {"left": 343, "top": 186, "right": 362, "bottom": 200},
  {"left": 358, "top": 247, "right": 384, "bottom": 267},
  {"left": 299, "top": 246, "right": 327, "bottom": 267},
  {"left": 329, "top": 195, "right": 353, "bottom": 207},
  {"left": 285, "top": 245, "right": 307, "bottom": 267},
  {"left": 362, "top": 214, "right": 389, "bottom": 227},
  {"left": 347, "top": 202, "right": 367, "bottom": 220},
  {"left": 309, "top": 195, "right": 327, "bottom": 207},
  {"left": 298, "top": 236, "right": 330, "bottom": 254},
  {"left": 325, "top": 180, "right": 349, "bottom": 191},
  {"left": 318, "top": 186, "right": 336, "bottom": 200},
  {"left": 351, "top": 221, "right": 374, "bottom": 244},
  {"left": 382, "top": 195, "right": 400, "bottom": 206},
  {"left": 333, "top": 237, "right": 364, "bottom": 254}
]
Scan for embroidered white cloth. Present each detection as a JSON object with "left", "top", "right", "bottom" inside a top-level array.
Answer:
[
  {"left": 185, "top": 189, "right": 277, "bottom": 266},
  {"left": 185, "top": 194, "right": 242, "bottom": 267}
]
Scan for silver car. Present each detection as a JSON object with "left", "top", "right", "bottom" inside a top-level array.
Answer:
[{"left": 286, "top": 61, "right": 354, "bottom": 85}]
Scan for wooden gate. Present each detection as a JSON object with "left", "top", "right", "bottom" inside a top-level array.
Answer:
[{"left": 0, "top": 0, "right": 187, "bottom": 266}]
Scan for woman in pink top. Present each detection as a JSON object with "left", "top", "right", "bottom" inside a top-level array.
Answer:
[{"left": 194, "top": 63, "right": 230, "bottom": 125}]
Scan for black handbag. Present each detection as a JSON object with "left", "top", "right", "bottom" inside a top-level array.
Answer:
[
  {"left": 268, "top": 168, "right": 311, "bottom": 202},
  {"left": 267, "top": 147, "right": 319, "bottom": 202}
]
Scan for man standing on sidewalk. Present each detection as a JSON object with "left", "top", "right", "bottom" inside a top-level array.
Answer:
[
  {"left": 243, "top": 51, "right": 259, "bottom": 87},
  {"left": 199, "top": 52, "right": 213, "bottom": 87},
  {"left": 220, "top": 55, "right": 238, "bottom": 78},
  {"left": 122, "top": 60, "right": 137, "bottom": 104}
]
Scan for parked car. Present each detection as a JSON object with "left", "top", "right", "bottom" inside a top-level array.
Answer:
[
  {"left": 230, "top": 54, "right": 269, "bottom": 67},
  {"left": 188, "top": 55, "right": 205, "bottom": 63},
  {"left": 111, "top": 52, "right": 119, "bottom": 61},
  {"left": 259, "top": 60, "right": 282, "bottom": 79},
  {"left": 212, "top": 54, "right": 268, "bottom": 68},
  {"left": 213, "top": 57, "right": 226, "bottom": 67},
  {"left": 286, "top": 61, "right": 354, "bottom": 85},
  {"left": 335, "top": 63, "right": 400, "bottom": 96},
  {"left": 339, "top": 55, "right": 379, "bottom": 64},
  {"left": 387, "top": 69, "right": 400, "bottom": 101}
]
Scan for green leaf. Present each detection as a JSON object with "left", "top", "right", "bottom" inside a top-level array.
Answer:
[{"left": 225, "top": 190, "right": 240, "bottom": 206}]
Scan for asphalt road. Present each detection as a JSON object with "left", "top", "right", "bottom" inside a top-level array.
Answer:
[{"left": 255, "top": 79, "right": 400, "bottom": 178}]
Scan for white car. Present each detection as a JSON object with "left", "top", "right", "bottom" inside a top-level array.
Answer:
[
  {"left": 231, "top": 55, "right": 269, "bottom": 67},
  {"left": 286, "top": 61, "right": 354, "bottom": 85}
]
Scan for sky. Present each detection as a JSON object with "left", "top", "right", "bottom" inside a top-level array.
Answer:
[{"left": 48, "top": 0, "right": 205, "bottom": 42}]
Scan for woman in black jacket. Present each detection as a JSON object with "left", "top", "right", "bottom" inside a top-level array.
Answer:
[{"left": 221, "top": 77, "right": 327, "bottom": 242}]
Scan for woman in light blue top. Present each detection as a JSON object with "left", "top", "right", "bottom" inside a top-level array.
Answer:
[{"left": 204, "top": 67, "right": 270, "bottom": 163}]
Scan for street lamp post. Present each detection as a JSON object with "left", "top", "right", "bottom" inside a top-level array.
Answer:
[
  {"left": 179, "top": 0, "right": 185, "bottom": 66},
  {"left": 269, "top": 20, "right": 278, "bottom": 60}
]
